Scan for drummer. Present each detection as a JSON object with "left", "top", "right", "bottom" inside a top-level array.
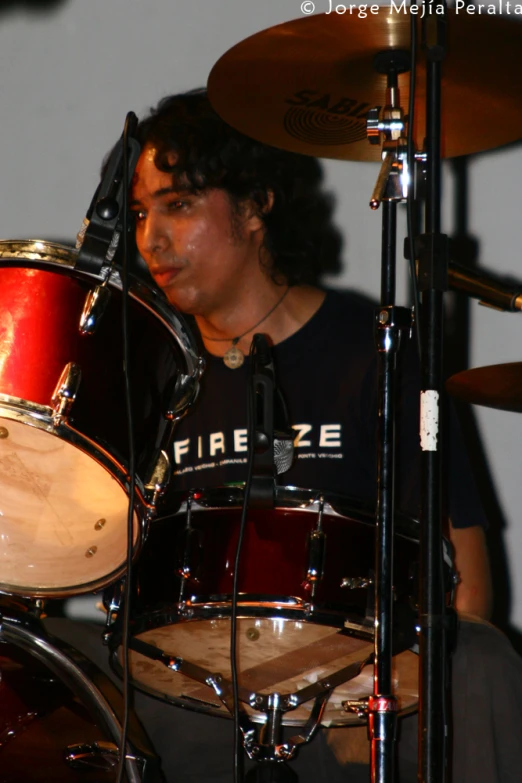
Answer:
[{"left": 126, "top": 89, "right": 521, "bottom": 782}]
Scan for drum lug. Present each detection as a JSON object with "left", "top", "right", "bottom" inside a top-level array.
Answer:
[
  {"left": 79, "top": 283, "right": 112, "bottom": 335},
  {"left": 304, "top": 496, "right": 326, "bottom": 598},
  {"left": 177, "top": 601, "right": 195, "bottom": 619},
  {"left": 305, "top": 530, "right": 326, "bottom": 586},
  {"left": 51, "top": 362, "right": 82, "bottom": 424},
  {"left": 176, "top": 491, "right": 202, "bottom": 599}
]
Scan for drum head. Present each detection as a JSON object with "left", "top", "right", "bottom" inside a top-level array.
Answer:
[
  {"left": 116, "top": 617, "right": 418, "bottom": 727},
  {"left": 110, "top": 486, "right": 420, "bottom": 727},
  {"left": 0, "top": 418, "right": 135, "bottom": 594}
]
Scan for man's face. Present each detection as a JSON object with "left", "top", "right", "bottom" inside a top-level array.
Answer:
[{"left": 130, "top": 144, "right": 265, "bottom": 317}]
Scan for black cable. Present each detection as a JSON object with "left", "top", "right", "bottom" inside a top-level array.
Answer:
[
  {"left": 407, "top": 9, "right": 422, "bottom": 360},
  {"left": 231, "top": 351, "right": 257, "bottom": 783},
  {"left": 116, "top": 110, "right": 138, "bottom": 783}
]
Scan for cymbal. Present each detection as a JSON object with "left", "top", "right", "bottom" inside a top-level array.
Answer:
[
  {"left": 446, "top": 363, "right": 522, "bottom": 413},
  {"left": 208, "top": 10, "right": 522, "bottom": 161}
]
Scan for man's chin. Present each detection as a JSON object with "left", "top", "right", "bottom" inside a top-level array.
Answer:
[{"left": 162, "top": 285, "right": 198, "bottom": 316}]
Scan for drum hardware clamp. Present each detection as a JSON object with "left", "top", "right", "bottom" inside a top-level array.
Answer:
[
  {"left": 102, "top": 583, "right": 126, "bottom": 640},
  {"left": 79, "top": 282, "right": 112, "bottom": 336},
  {"left": 341, "top": 576, "right": 374, "bottom": 590},
  {"left": 144, "top": 449, "right": 172, "bottom": 507},
  {"left": 342, "top": 697, "right": 370, "bottom": 720}
]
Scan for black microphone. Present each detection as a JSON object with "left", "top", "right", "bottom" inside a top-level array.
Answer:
[
  {"left": 448, "top": 261, "right": 522, "bottom": 312},
  {"left": 249, "top": 334, "right": 294, "bottom": 506},
  {"left": 76, "top": 112, "right": 141, "bottom": 276}
]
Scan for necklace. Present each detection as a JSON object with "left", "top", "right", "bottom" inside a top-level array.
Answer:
[{"left": 200, "top": 287, "right": 290, "bottom": 369}]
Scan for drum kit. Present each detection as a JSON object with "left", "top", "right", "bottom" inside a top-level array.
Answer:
[{"left": 0, "top": 5, "right": 521, "bottom": 783}]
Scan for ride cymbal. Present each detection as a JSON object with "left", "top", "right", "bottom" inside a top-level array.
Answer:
[
  {"left": 208, "top": 9, "right": 522, "bottom": 161},
  {"left": 446, "top": 363, "right": 522, "bottom": 413}
]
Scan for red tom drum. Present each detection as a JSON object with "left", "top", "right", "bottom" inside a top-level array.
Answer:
[{"left": 0, "top": 240, "right": 202, "bottom": 598}]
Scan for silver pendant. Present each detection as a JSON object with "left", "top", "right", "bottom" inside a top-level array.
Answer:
[{"left": 223, "top": 344, "right": 244, "bottom": 369}]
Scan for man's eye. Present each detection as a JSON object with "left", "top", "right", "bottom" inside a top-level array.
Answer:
[
  {"left": 168, "top": 200, "right": 187, "bottom": 210},
  {"left": 133, "top": 210, "right": 146, "bottom": 222}
]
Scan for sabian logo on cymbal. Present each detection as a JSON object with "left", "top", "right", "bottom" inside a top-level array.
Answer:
[
  {"left": 284, "top": 90, "right": 370, "bottom": 146},
  {"left": 286, "top": 91, "right": 370, "bottom": 118}
]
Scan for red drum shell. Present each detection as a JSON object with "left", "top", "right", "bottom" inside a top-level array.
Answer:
[
  {"left": 0, "top": 265, "right": 175, "bottom": 472},
  {"left": 135, "top": 491, "right": 418, "bottom": 611}
]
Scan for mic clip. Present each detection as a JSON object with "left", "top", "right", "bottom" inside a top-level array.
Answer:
[
  {"left": 76, "top": 113, "right": 141, "bottom": 276},
  {"left": 249, "top": 334, "right": 276, "bottom": 508},
  {"left": 250, "top": 360, "right": 276, "bottom": 509}
]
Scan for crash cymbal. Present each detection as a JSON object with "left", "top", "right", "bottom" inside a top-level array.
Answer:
[
  {"left": 446, "top": 363, "right": 522, "bottom": 413},
  {"left": 208, "top": 10, "right": 522, "bottom": 161}
]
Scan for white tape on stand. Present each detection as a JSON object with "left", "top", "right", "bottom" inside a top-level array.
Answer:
[{"left": 420, "top": 389, "right": 440, "bottom": 451}]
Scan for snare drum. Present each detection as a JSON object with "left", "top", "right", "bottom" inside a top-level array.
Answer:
[
  {"left": 0, "top": 602, "right": 159, "bottom": 782},
  {"left": 109, "top": 486, "right": 421, "bottom": 727},
  {"left": 0, "top": 240, "right": 202, "bottom": 597}
]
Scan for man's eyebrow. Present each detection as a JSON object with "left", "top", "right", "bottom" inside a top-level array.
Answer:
[
  {"left": 130, "top": 186, "right": 194, "bottom": 206},
  {"left": 153, "top": 186, "right": 180, "bottom": 197}
]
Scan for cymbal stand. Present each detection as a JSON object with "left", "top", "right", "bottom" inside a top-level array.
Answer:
[
  {"left": 205, "top": 654, "right": 371, "bottom": 782},
  {"left": 416, "top": 6, "right": 451, "bottom": 782},
  {"left": 366, "top": 50, "right": 412, "bottom": 783}
]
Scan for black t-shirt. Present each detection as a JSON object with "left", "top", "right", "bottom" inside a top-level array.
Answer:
[{"left": 168, "top": 289, "right": 486, "bottom": 529}]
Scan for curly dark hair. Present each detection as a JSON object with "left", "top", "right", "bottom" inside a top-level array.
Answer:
[{"left": 136, "top": 89, "right": 342, "bottom": 285}]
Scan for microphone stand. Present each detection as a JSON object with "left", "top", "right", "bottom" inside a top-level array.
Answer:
[
  {"left": 366, "top": 53, "right": 412, "bottom": 783},
  {"left": 417, "top": 5, "right": 451, "bottom": 782}
]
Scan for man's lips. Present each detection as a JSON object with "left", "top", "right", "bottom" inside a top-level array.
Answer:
[{"left": 150, "top": 266, "right": 182, "bottom": 288}]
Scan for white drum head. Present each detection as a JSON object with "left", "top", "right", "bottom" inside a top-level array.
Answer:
[
  {"left": 0, "top": 418, "right": 137, "bottom": 595},
  {"left": 122, "top": 617, "right": 418, "bottom": 727}
]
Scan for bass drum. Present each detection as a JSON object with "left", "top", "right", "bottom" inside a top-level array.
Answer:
[
  {"left": 0, "top": 603, "right": 161, "bottom": 782},
  {"left": 108, "top": 486, "right": 424, "bottom": 728}
]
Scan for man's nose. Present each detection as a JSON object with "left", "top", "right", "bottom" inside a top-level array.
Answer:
[{"left": 142, "top": 215, "right": 170, "bottom": 255}]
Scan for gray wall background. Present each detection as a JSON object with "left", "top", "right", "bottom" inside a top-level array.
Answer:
[{"left": 1, "top": 1, "right": 521, "bottom": 632}]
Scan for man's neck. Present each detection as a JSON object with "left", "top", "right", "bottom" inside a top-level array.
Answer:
[{"left": 196, "top": 285, "right": 325, "bottom": 357}]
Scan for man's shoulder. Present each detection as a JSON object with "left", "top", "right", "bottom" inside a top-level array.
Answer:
[
  {"left": 322, "top": 287, "right": 377, "bottom": 339},
  {"left": 274, "top": 286, "right": 378, "bottom": 367},
  {"left": 325, "top": 286, "right": 377, "bottom": 312}
]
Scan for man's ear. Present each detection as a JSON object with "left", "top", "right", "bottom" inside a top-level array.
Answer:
[
  {"left": 263, "top": 189, "right": 275, "bottom": 215},
  {"left": 244, "top": 189, "right": 274, "bottom": 232}
]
